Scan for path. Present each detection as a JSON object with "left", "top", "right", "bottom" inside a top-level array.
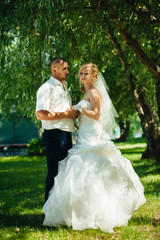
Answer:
[{"left": 117, "top": 143, "right": 146, "bottom": 149}]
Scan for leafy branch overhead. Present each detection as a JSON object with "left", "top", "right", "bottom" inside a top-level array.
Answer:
[{"left": 0, "top": 0, "right": 160, "bottom": 161}]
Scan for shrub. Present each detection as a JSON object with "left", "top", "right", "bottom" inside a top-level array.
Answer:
[{"left": 27, "top": 137, "right": 45, "bottom": 156}]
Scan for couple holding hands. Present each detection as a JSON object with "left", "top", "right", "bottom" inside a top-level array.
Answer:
[{"left": 36, "top": 57, "right": 146, "bottom": 233}]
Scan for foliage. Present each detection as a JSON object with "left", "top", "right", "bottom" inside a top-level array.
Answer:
[
  {"left": 0, "top": 0, "right": 154, "bottom": 118},
  {"left": 0, "top": 144, "right": 160, "bottom": 239},
  {"left": 0, "top": 0, "right": 160, "bottom": 161},
  {"left": 27, "top": 137, "right": 45, "bottom": 156}
]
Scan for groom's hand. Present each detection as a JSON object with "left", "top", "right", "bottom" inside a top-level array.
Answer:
[{"left": 65, "top": 107, "right": 78, "bottom": 119}]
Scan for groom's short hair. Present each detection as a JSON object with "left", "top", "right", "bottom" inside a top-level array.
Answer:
[{"left": 50, "top": 57, "right": 67, "bottom": 69}]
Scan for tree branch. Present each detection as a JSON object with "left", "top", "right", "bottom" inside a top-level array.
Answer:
[
  {"left": 122, "top": 0, "right": 160, "bottom": 40},
  {"left": 112, "top": 20, "right": 160, "bottom": 80}
]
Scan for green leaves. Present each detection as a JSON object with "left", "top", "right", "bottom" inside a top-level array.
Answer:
[{"left": 0, "top": 0, "right": 159, "bottom": 129}]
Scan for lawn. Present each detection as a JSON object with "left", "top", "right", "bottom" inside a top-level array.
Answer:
[{"left": 0, "top": 142, "right": 160, "bottom": 240}]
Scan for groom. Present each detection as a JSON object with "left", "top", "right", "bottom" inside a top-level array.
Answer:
[{"left": 36, "top": 57, "right": 78, "bottom": 202}]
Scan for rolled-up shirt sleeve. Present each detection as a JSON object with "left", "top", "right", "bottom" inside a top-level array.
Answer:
[{"left": 36, "top": 84, "right": 51, "bottom": 111}]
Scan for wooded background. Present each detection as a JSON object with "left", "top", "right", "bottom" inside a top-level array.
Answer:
[{"left": 0, "top": 0, "right": 160, "bottom": 162}]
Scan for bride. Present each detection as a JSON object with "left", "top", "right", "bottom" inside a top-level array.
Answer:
[{"left": 43, "top": 63, "right": 146, "bottom": 233}]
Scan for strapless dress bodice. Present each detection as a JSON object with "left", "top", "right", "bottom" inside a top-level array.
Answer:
[{"left": 76, "top": 100, "right": 109, "bottom": 145}]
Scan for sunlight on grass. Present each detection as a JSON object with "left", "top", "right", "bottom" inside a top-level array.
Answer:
[{"left": 0, "top": 143, "right": 160, "bottom": 240}]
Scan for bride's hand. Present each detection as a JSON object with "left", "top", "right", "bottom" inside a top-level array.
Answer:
[
  {"left": 72, "top": 104, "right": 81, "bottom": 111},
  {"left": 65, "top": 107, "right": 78, "bottom": 119}
]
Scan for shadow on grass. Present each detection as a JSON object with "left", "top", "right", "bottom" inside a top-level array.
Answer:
[
  {"left": 143, "top": 181, "right": 160, "bottom": 196},
  {"left": 113, "top": 137, "right": 146, "bottom": 144},
  {"left": 0, "top": 213, "right": 158, "bottom": 229},
  {"left": 129, "top": 216, "right": 156, "bottom": 226},
  {"left": 120, "top": 147, "right": 160, "bottom": 197},
  {"left": 133, "top": 159, "right": 160, "bottom": 178},
  {"left": 121, "top": 147, "right": 160, "bottom": 175},
  {"left": 120, "top": 147, "right": 146, "bottom": 155},
  {"left": 0, "top": 213, "right": 44, "bottom": 229},
  {"left": 0, "top": 213, "right": 72, "bottom": 233}
]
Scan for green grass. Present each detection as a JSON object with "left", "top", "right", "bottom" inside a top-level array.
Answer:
[{"left": 0, "top": 144, "right": 160, "bottom": 240}]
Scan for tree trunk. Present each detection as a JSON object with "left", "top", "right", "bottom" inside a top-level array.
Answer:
[
  {"left": 118, "top": 120, "right": 130, "bottom": 142},
  {"left": 128, "top": 73, "right": 160, "bottom": 162},
  {"left": 156, "top": 78, "right": 160, "bottom": 120},
  {"left": 106, "top": 23, "right": 160, "bottom": 162}
]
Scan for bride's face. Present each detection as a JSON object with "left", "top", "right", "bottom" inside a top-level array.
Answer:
[{"left": 79, "top": 67, "right": 94, "bottom": 85}]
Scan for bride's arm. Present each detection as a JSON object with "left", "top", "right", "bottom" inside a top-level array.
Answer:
[{"left": 81, "top": 89, "right": 101, "bottom": 121}]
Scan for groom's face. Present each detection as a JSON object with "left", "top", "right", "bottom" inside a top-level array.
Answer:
[{"left": 53, "top": 61, "right": 69, "bottom": 82}]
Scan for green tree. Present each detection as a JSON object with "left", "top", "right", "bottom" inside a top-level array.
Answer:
[{"left": 0, "top": 0, "right": 159, "bottom": 162}]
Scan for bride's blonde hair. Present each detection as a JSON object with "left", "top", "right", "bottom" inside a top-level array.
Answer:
[{"left": 78, "top": 63, "right": 99, "bottom": 92}]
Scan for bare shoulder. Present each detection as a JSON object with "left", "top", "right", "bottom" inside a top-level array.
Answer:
[{"left": 89, "top": 87, "right": 101, "bottom": 98}]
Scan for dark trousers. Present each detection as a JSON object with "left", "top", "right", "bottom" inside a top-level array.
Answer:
[{"left": 42, "top": 129, "right": 72, "bottom": 202}]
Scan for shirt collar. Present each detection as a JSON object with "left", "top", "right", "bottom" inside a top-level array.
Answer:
[{"left": 50, "top": 76, "right": 67, "bottom": 89}]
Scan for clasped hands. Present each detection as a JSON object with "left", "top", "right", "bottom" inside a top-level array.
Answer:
[{"left": 65, "top": 101, "right": 88, "bottom": 119}]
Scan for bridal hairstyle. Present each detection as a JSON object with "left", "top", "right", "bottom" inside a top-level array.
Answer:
[
  {"left": 78, "top": 63, "right": 99, "bottom": 92},
  {"left": 78, "top": 62, "right": 118, "bottom": 136}
]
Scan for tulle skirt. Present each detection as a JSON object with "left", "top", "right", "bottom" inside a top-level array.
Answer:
[{"left": 43, "top": 141, "right": 146, "bottom": 233}]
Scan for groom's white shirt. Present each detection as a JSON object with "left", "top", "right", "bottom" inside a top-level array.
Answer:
[{"left": 36, "top": 76, "right": 74, "bottom": 132}]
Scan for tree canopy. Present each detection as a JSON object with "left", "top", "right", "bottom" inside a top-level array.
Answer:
[{"left": 0, "top": 0, "right": 160, "bottom": 161}]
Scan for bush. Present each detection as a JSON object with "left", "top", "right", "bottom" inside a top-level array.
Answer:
[{"left": 27, "top": 137, "right": 45, "bottom": 156}]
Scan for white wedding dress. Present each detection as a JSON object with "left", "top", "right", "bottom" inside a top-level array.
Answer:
[{"left": 43, "top": 100, "right": 146, "bottom": 233}]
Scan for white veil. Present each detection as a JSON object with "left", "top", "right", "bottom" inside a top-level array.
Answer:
[{"left": 93, "top": 72, "right": 119, "bottom": 137}]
